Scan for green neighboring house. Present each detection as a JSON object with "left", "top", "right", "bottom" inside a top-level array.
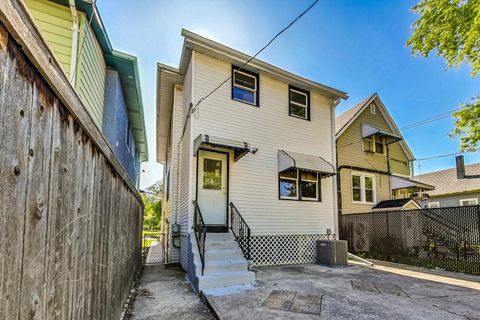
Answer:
[{"left": 25, "top": 0, "right": 148, "bottom": 186}]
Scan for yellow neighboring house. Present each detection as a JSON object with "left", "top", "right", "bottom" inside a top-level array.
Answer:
[
  {"left": 23, "top": 0, "right": 148, "bottom": 186},
  {"left": 335, "top": 93, "right": 433, "bottom": 214}
]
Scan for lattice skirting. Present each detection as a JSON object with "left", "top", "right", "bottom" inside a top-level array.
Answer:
[{"left": 249, "top": 234, "right": 334, "bottom": 267}]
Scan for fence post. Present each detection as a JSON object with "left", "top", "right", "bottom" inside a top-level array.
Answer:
[{"left": 385, "top": 211, "right": 391, "bottom": 261}]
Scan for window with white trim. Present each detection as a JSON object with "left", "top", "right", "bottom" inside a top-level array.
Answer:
[
  {"left": 279, "top": 169, "right": 320, "bottom": 201},
  {"left": 362, "top": 134, "right": 385, "bottom": 155},
  {"left": 370, "top": 104, "right": 376, "bottom": 114},
  {"left": 289, "top": 87, "right": 310, "bottom": 120},
  {"left": 352, "top": 172, "right": 376, "bottom": 203},
  {"left": 459, "top": 198, "right": 478, "bottom": 206},
  {"left": 232, "top": 67, "right": 258, "bottom": 105},
  {"left": 427, "top": 202, "right": 440, "bottom": 208}
]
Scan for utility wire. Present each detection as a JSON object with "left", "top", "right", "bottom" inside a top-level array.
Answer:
[
  {"left": 179, "top": 0, "right": 320, "bottom": 142},
  {"left": 400, "top": 106, "right": 465, "bottom": 131},
  {"left": 191, "top": 0, "right": 319, "bottom": 113}
]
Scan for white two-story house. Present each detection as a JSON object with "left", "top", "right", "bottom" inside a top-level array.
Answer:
[{"left": 156, "top": 29, "right": 348, "bottom": 292}]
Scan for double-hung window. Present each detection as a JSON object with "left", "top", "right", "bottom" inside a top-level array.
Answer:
[
  {"left": 459, "top": 198, "right": 478, "bottom": 206},
  {"left": 279, "top": 169, "right": 320, "bottom": 201},
  {"left": 232, "top": 67, "right": 258, "bottom": 106},
  {"left": 351, "top": 172, "right": 375, "bottom": 203},
  {"left": 289, "top": 86, "right": 310, "bottom": 120}
]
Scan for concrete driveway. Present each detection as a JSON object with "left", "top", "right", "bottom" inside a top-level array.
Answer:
[{"left": 204, "top": 263, "right": 480, "bottom": 319}]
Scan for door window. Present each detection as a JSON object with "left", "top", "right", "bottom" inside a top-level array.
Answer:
[{"left": 203, "top": 158, "right": 222, "bottom": 190}]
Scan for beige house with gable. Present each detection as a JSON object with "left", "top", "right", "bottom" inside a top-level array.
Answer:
[{"left": 335, "top": 93, "right": 434, "bottom": 214}]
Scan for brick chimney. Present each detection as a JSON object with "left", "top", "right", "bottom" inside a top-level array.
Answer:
[{"left": 456, "top": 155, "right": 466, "bottom": 179}]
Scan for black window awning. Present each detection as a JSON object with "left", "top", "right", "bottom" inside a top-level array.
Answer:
[
  {"left": 193, "top": 134, "right": 255, "bottom": 161},
  {"left": 362, "top": 124, "right": 402, "bottom": 145}
]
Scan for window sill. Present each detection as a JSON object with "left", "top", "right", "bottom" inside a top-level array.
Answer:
[
  {"left": 289, "top": 114, "right": 309, "bottom": 121},
  {"left": 232, "top": 97, "right": 259, "bottom": 107},
  {"left": 352, "top": 201, "right": 375, "bottom": 205}
]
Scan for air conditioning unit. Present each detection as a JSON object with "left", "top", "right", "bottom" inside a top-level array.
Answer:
[{"left": 315, "top": 240, "right": 348, "bottom": 267}]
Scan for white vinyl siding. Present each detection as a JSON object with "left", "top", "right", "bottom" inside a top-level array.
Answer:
[{"left": 189, "top": 52, "right": 335, "bottom": 235}]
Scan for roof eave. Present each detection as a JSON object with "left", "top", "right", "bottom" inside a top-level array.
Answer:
[{"left": 180, "top": 29, "right": 348, "bottom": 100}]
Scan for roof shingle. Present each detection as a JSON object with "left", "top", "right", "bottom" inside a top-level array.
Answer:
[{"left": 414, "top": 163, "right": 480, "bottom": 196}]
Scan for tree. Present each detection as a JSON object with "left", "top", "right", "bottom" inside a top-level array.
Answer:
[
  {"left": 407, "top": 0, "right": 480, "bottom": 151},
  {"left": 142, "top": 181, "right": 163, "bottom": 231}
]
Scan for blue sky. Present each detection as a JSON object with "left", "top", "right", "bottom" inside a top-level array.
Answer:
[{"left": 97, "top": 0, "right": 480, "bottom": 189}]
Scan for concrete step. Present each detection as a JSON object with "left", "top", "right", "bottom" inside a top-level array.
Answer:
[
  {"left": 206, "top": 232, "right": 235, "bottom": 242},
  {"left": 203, "top": 258, "right": 248, "bottom": 274},
  {"left": 205, "top": 240, "right": 239, "bottom": 250},
  {"left": 204, "top": 247, "right": 244, "bottom": 260},
  {"left": 198, "top": 270, "right": 255, "bottom": 289}
]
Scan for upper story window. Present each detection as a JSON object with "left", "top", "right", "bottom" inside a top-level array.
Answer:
[
  {"left": 362, "top": 134, "right": 385, "bottom": 155},
  {"left": 279, "top": 169, "right": 320, "bottom": 201},
  {"left": 289, "top": 86, "right": 310, "bottom": 120},
  {"left": 126, "top": 123, "right": 135, "bottom": 156},
  {"left": 232, "top": 67, "right": 259, "bottom": 106},
  {"left": 427, "top": 202, "right": 440, "bottom": 208},
  {"left": 352, "top": 172, "right": 375, "bottom": 203}
]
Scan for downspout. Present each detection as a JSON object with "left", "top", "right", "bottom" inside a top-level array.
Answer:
[
  {"left": 386, "top": 144, "right": 392, "bottom": 200},
  {"left": 69, "top": 0, "right": 79, "bottom": 85},
  {"left": 332, "top": 97, "right": 341, "bottom": 239}
]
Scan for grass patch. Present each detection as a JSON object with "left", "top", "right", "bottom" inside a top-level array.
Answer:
[{"left": 142, "top": 230, "right": 161, "bottom": 248}]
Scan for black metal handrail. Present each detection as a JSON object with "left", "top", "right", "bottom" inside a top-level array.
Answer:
[
  {"left": 229, "top": 202, "right": 251, "bottom": 261},
  {"left": 193, "top": 201, "right": 207, "bottom": 275}
]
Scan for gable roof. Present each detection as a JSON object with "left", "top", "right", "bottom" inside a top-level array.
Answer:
[
  {"left": 179, "top": 29, "right": 348, "bottom": 99},
  {"left": 414, "top": 163, "right": 480, "bottom": 197},
  {"left": 335, "top": 93, "right": 415, "bottom": 161},
  {"left": 157, "top": 29, "right": 349, "bottom": 162}
]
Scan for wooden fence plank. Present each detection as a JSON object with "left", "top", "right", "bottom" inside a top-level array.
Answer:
[
  {"left": 0, "top": 30, "right": 34, "bottom": 319},
  {"left": 19, "top": 73, "right": 54, "bottom": 319},
  {"left": 0, "top": 15, "right": 144, "bottom": 319}
]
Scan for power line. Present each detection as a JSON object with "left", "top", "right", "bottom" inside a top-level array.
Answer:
[
  {"left": 191, "top": 0, "right": 320, "bottom": 113},
  {"left": 179, "top": 0, "right": 320, "bottom": 142},
  {"left": 414, "top": 151, "right": 468, "bottom": 162},
  {"left": 400, "top": 106, "right": 465, "bottom": 131}
]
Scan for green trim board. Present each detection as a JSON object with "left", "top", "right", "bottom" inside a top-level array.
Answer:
[{"left": 25, "top": 0, "right": 148, "bottom": 162}]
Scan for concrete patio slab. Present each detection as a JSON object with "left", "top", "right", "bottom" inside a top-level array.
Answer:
[
  {"left": 204, "top": 263, "right": 480, "bottom": 319},
  {"left": 129, "top": 264, "right": 214, "bottom": 320}
]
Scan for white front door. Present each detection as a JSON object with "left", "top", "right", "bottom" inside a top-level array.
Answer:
[{"left": 197, "top": 150, "right": 228, "bottom": 225}]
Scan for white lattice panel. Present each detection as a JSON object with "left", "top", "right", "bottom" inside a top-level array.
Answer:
[{"left": 249, "top": 234, "right": 334, "bottom": 266}]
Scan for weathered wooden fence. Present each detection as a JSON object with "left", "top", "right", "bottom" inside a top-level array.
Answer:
[{"left": 0, "top": 2, "right": 143, "bottom": 319}]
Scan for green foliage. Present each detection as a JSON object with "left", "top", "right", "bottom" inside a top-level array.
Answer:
[
  {"left": 142, "top": 181, "right": 163, "bottom": 231},
  {"left": 407, "top": 0, "right": 480, "bottom": 151},
  {"left": 407, "top": 0, "right": 480, "bottom": 76},
  {"left": 450, "top": 96, "right": 480, "bottom": 151}
]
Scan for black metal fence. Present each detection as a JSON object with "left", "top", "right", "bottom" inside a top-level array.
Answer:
[{"left": 340, "top": 205, "right": 480, "bottom": 275}]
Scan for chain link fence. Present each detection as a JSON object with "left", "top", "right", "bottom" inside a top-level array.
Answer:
[{"left": 340, "top": 205, "right": 480, "bottom": 275}]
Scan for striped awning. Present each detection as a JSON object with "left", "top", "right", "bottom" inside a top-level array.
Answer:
[
  {"left": 193, "top": 134, "right": 255, "bottom": 161},
  {"left": 278, "top": 150, "right": 336, "bottom": 177},
  {"left": 362, "top": 124, "right": 402, "bottom": 145}
]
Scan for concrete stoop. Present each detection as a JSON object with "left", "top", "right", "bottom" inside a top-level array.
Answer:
[{"left": 190, "top": 231, "right": 255, "bottom": 292}]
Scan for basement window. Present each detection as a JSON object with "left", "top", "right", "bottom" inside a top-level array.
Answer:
[
  {"left": 289, "top": 86, "right": 310, "bottom": 120},
  {"left": 232, "top": 67, "right": 258, "bottom": 106}
]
